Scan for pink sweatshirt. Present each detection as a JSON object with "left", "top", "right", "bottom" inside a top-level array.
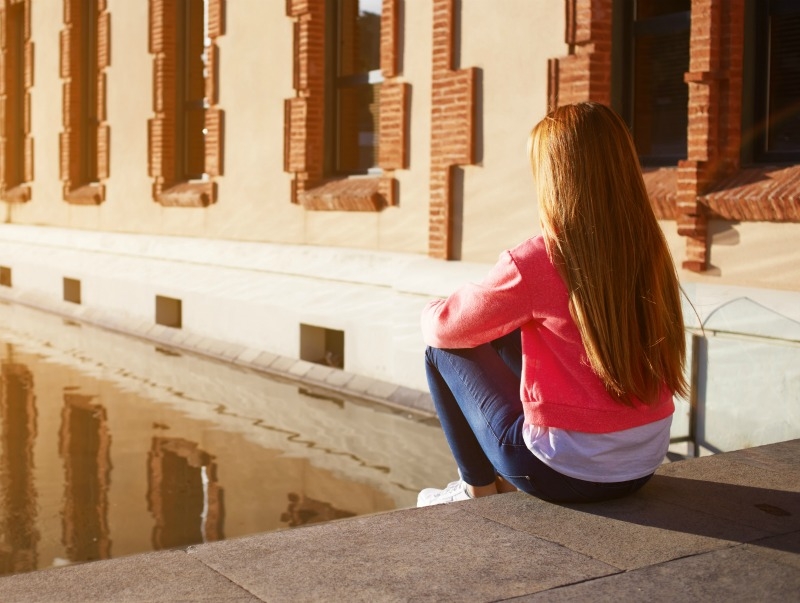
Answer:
[{"left": 421, "top": 236, "right": 675, "bottom": 434}]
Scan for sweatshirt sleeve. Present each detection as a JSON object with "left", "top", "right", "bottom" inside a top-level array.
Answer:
[{"left": 421, "top": 249, "right": 535, "bottom": 349}]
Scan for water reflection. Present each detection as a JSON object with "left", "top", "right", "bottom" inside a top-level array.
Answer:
[
  {"left": 280, "top": 492, "right": 355, "bottom": 528},
  {"left": 0, "top": 355, "right": 39, "bottom": 575},
  {"left": 60, "top": 393, "right": 111, "bottom": 564},
  {"left": 147, "top": 437, "right": 224, "bottom": 549},
  {"left": 0, "top": 304, "right": 455, "bottom": 576}
]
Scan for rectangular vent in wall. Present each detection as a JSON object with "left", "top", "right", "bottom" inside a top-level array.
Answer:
[
  {"left": 155, "top": 295, "right": 182, "bottom": 328},
  {"left": 300, "top": 324, "right": 344, "bottom": 369},
  {"left": 0, "top": 266, "right": 10, "bottom": 287},
  {"left": 63, "top": 277, "right": 82, "bottom": 304}
]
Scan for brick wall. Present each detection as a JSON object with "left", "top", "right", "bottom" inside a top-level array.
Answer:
[
  {"left": 547, "top": 0, "right": 612, "bottom": 112},
  {"left": 678, "top": 0, "right": 744, "bottom": 271},
  {"left": 548, "top": 0, "right": 798, "bottom": 273},
  {"left": 428, "top": 0, "right": 475, "bottom": 259}
]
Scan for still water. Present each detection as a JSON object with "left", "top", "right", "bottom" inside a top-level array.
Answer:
[{"left": 0, "top": 302, "right": 455, "bottom": 576}]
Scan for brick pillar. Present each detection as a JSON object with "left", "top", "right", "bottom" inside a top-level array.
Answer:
[
  {"left": 428, "top": 0, "right": 475, "bottom": 259},
  {"left": 678, "top": 0, "right": 744, "bottom": 272},
  {"left": 547, "top": 0, "right": 612, "bottom": 111}
]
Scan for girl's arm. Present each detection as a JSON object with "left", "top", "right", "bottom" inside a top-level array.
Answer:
[{"left": 421, "top": 250, "right": 534, "bottom": 349}]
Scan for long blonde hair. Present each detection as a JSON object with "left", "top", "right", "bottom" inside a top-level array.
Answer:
[{"left": 529, "top": 102, "right": 687, "bottom": 404}]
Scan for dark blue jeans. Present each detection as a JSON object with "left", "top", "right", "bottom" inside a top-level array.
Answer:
[{"left": 425, "top": 331, "right": 652, "bottom": 503}]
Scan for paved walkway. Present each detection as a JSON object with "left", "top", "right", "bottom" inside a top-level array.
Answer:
[{"left": 1, "top": 439, "right": 797, "bottom": 602}]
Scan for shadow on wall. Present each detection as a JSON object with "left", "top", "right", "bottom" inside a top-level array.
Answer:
[{"left": 682, "top": 298, "right": 800, "bottom": 456}]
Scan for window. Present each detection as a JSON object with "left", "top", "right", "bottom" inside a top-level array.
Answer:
[
  {"left": 5, "top": 3, "right": 26, "bottom": 191},
  {"left": 80, "top": 0, "right": 99, "bottom": 186},
  {"left": 747, "top": 0, "right": 800, "bottom": 163},
  {"left": 60, "top": 0, "right": 109, "bottom": 204},
  {"left": 177, "top": 0, "right": 207, "bottom": 181},
  {"left": 147, "top": 438, "right": 224, "bottom": 548},
  {"left": 60, "top": 0, "right": 110, "bottom": 204},
  {"left": 1, "top": 0, "right": 33, "bottom": 203},
  {"left": 620, "top": 0, "right": 690, "bottom": 166},
  {"left": 148, "top": 0, "right": 224, "bottom": 206},
  {"left": 285, "top": 0, "right": 407, "bottom": 211},
  {"left": 326, "top": 0, "right": 383, "bottom": 176}
]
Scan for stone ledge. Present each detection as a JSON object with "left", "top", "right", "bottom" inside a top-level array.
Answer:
[{"left": 0, "top": 439, "right": 796, "bottom": 601}]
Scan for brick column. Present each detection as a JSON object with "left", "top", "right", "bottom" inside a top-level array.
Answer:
[
  {"left": 428, "top": 0, "right": 475, "bottom": 259},
  {"left": 678, "top": 0, "right": 743, "bottom": 271},
  {"left": 547, "top": 0, "right": 612, "bottom": 111}
]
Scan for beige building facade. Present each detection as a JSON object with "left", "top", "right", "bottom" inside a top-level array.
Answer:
[{"left": 0, "top": 0, "right": 798, "bottom": 455}]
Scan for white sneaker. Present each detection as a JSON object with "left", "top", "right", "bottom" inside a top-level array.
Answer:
[{"left": 416, "top": 479, "right": 472, "bottom": 507}]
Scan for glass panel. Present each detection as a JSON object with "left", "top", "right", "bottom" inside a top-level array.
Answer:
[
  {"left": 81, "top": 0, "right": 99, "bottom": 184},
  {"left": 338, "top": 0, "right": 382, "bottom": 77},
  {"left": 766, "top": 10, "right": 800, "bottom": 153},
  {"left": 336, "top": 83, "right": 379, "bottom": 173},
  {"left": 5, "top": 4, "right": 25, "bottom": 188},
  {"left": 635, "top": 0, "right": 689, "bottom": 20},
  {"left": 181, "top": 0, "right": 207, "bottom": 179},
  {"left": 184, "top": 107, "right": 206, "bottom": 179},
  {"left": 184, "top": 0, "right": 206, "bottom": 103},
  {"left": 630, "top": 2, "right": 690, "bottom": 164},
  {"left": 633, "top": 26, "right": 689, "bottom": 159}
]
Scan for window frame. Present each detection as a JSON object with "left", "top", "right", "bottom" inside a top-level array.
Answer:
[
  {"left": 324, "top": 0, "right": 384, "bottom": 177},
  {"left": 176, "top": 0, "right": 208, "bottom": 182},
  {"left": 60, "top": 0, "right": 109, "bottom": 205},
  {"left": 618, "top": 0, "right": 691, "bottom": 167},
  {"left": 0, "top": 0, "right": 33, "bottom": 204},
  {"left": 743, "top": 0, "right": 800, "bottom": 165},
  {"left": 285, "top": 0, "right": 407, "bottom": 212},
  {"left": 148, "top": 0, "right": 224, "bottom": 207}
]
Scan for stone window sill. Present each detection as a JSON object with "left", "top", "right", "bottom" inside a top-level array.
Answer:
[
  {"left": 156, "top": 181, "right": 216, "bottom": 207},
  {"left": 701, "top": 165, "right": 800, "bottom": 221},
  {"left": 642, "top": 168, "right": 678, "bottom": 220},
  {"left": 298, "top": 176, "right": 393, "bottom": 211},
  {"left": 643, "top": 165, "right": 800, "bottom": 222},
  {"left": 2, "top": 185, "right": 31, "bottom": 204},
  {"left": 65, "top": 183, "right": 105, "bottom": 205}
]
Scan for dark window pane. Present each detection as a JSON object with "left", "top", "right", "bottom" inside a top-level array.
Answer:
[
  {"left": 628, "top": 2, "right": 690, "bottom": 164},
  {"left": 633, "top": 25, "right": 689, "bottom": 159},
  {"left": 5, "top": 4, "right": 25, "bottom": 187},
  {"left": 81, "top": 0, "right": 99, "bottom": 184},
  {"left": 635, "top": 0, "right": 689, "bottom": 20},
  {"left": 766, "top": 10, "right": 800, "bottom": 153},
  {"left": 185, "top": 0, "right": 206, "bottom": 101},
  {"left": 184, "top": 107, "right": 206, "bottom": 178},
  {"left": 328, "top": 0, "right": 382, "bottom": 175},
  {"left": 179, "top": 0, "right": 207, "bottom": 180},
  {"left": 338, "top": 0, "right": 382, "bottom": 77},
  {"left": 336, "top": 83, "right": 379, "bottom": 173}
]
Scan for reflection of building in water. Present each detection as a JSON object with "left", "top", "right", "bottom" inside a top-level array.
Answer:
[
  {"left": 59, "top": 393, "right": 111, "bottom": 564},
  {"left": 147, "top": 437, "right": 224, "bottom": 549},
  {"left": 0, "top": 356, "right": 39, "bottom": 575},
  {"left": 280, "top": 492, "right": 355, "bottom": 528}
]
